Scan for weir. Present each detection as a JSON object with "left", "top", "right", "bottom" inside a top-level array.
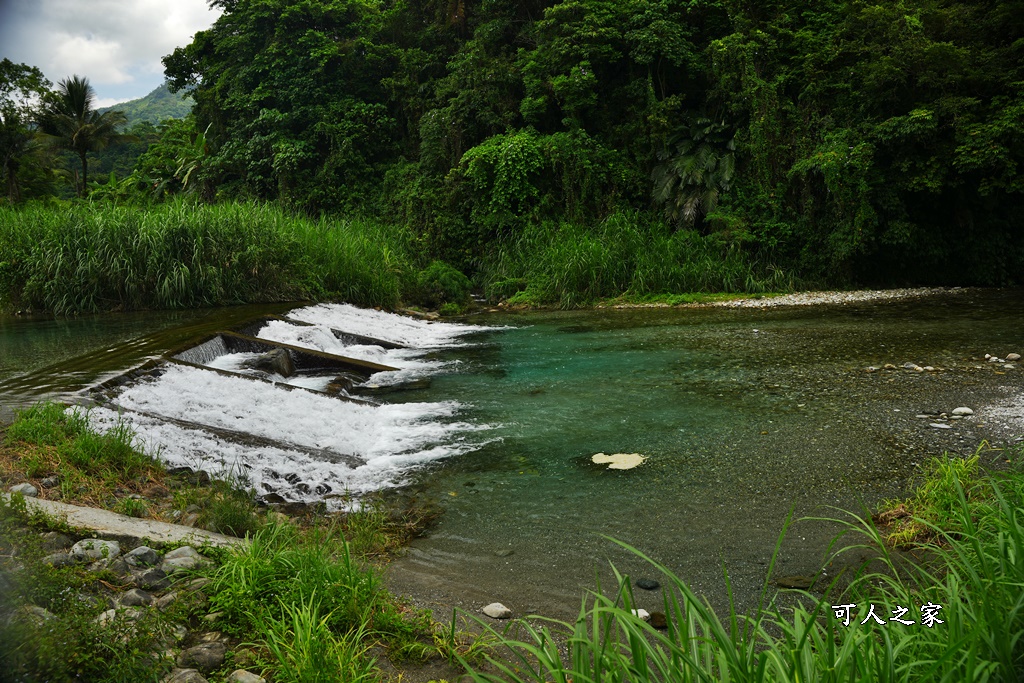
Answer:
[{"left": 65, "top": 302, "right": 502, "bottom": 508}]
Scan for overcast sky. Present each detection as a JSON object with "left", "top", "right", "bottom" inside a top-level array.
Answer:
[{"left": 0, "top": 0, "right": 222, "bottom": 107}]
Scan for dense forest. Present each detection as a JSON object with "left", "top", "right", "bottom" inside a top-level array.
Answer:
[{"left": 2, "top": 0, "right": 1024, "bottom": 311}]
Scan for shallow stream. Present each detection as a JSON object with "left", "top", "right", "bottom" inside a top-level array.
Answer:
[{"left": 1, "top": 289, "right": 1022, "bottom": 620}]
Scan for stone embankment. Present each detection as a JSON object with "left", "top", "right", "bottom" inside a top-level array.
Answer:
[{"left": 1, "top": 491, "right": 263, "bottom": 683}]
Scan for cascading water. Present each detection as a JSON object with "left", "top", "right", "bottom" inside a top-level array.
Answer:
[{"left": 84, "top": 304, "right": 505, "bottom": 507}]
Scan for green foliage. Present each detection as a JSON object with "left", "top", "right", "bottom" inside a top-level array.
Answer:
[
  {"left": 483, "top": 211, "right": 792, "bottom": 308},
  {"left": 259, "top": 598, "right": 378, "bottom": 683},
  {"left": 0, "top": 59, "right": 55, "bottom": 204},
  {"left": 414, "top": 260, "right": 472, "bottom": 309},
  {"left": 6, "top": 402, "right": 156, "bottom": 480},
  {"left": 40, "top": 75, "right": 131, "bottom": 197},
  {"left": 96, "top": 82, "right": 193, "bottom": 126},
  {"left": 0, "top": 200, "right": 412, "bottom": 313}
]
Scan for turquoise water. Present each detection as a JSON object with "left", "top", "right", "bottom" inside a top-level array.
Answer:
[
  {"left": 1, "top": 290, "right": 1022, "bottom": 620},
  {"left": 384, "top": 291, "right": 1024, "bottom": 618}
]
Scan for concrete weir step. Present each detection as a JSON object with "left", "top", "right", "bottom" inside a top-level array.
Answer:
[{"left": 2, "top": 494, "right": 244, "bottom": 549}]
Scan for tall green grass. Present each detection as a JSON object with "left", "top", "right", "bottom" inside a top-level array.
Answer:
[
  {"left": 482, "top": 211, "right": 794, "bottom": 308},
  {"left": 0, "top": 200, "right": 414, "bottom": 314},
  {"left": 462, "top": 457, "right": 1024, "bottom": 682}
]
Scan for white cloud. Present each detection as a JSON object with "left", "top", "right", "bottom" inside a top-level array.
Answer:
[{"left": 0, "top": 0, "right": 221, "bottom": 101}]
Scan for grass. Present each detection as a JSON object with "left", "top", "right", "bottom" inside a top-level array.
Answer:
[
  {"left": 0, "top": 401, "right": 471, "bottom": 682},
  {"left": 461, "top": 452, "right": 1024, "bottom": 682},
  {"left": 481, "top": 211, "right": 794, "bottom": 309},
  {"left": 0, "top": 200, "right": 801, "bottom": 315},
  {"left": 0, "top": 199, "right": 416, "bottom": 314}
]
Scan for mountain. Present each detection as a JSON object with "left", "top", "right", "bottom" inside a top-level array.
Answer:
[{"left": 98, "top": 83, "right": 192, "bottom": 125}]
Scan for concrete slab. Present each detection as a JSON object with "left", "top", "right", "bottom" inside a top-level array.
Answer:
[{"left": 2, "top": 494, "right": 244, "bottom": 549}]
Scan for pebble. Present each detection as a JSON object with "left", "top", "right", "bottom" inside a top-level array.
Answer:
[
  {"left": 94, "top": 606, "right": 143, "bottom": 627},
  {"left": 930, "top": 423, "right": 953, "bottom": 429},
  {"left": 631, "top": 608, "right": 651, "bottom": 621},
  {"left": 8, "top": 483, "right": 38, "bottom": 497},
  {"left": 649, "top": 612, "right": 668, "bottom": 629},
  {"left": 1007, "top": 353, "right": 1021, "bottom": 362},
  {"left": 636, "top": 578, "right": 660, "bottom": 590},
  {"left": 482, "top": 602, "right": 512, "bottom": 619},
  {"left": 39, "top": 476, "right": 60, "bottom": 489},
  {"left": 952, "top": 407, "right": 974, "bottom": 416}
]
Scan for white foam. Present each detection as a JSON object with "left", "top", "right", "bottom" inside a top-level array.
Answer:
[
  {"left": 204, "top": 351, "right": 334, "bottom": 392},
  {"left": 285, "top": 303, "right": 497, "bottom": 348},
  {"left": 111, "top": 364, "right": 484, "bottom": 458},
  {"left": 256, "top": 320, "right": 453, "bottom": 386},
  {"left": 85, "top": 406, "right": 479, "bottom": 506}
]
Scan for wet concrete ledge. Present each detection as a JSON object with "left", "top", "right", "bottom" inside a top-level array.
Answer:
[{"left": 1, "top": 493, "right": 245, "bottom": 549}]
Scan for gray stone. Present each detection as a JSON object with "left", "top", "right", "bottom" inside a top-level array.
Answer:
[
  {"left": 8, "top": 483, "right": 38, "bottom": 497},
  {"left": 155, "top": 591, "right": 179, "bottom": 611},
  {"left": 42, "top": 552, "right": 74, "bottom": 568},
  {"left": 226, "top": 671, "right": 265, "bottom": 683},
  {"left": 243, "top": 348, "right": 295, "bottom": 377},
  {"left": 16, "top": 605, "right": 56, "bottom": 627},
  {"left": 70, "top": 538, "right": 121, "bottom": 562},
  {"left": 135, "top": 567, "right": 171, "bottom": 591},
  {"left": 164, "top": 669, "right": 209, "bottom": 683},
  {"left": 39, "top": 476, "right": 60, "bottom": 489},
  {"left": 125, "top": 546, "right": 160, "bottom": 567},
  {"left": 636, "top": 578, "right": 660, "bottom": 590},
  {"left": 482, "top": 602, "right": 512, "bottom": 619},
  {"left": 930, "top": 423, "right": 953, "bottom": 429},
  {"left": 39, "top": 531, "right": 72, "bottom": 552},
  {"left": 164, "top": 546, "right": 203, "bottom": 561},
  {"left": 0, "top": 494, "right": 242, "bottom": 549},
  {"left": 119, "top": 588, "right": 153, "bottom": 607},
  {"left": 95, "top": 606, "right": 143, "bottom": 627},
  {"left": 1007, "top": 353, "right": 1021, "bottom": 362},
  {"left": 162, "top": 546, "right": 207, "bottom": 574},
  {"left": 177, "top": 642, "right": 226, "bottom": 673},
  {"left": 952, "top": 407, "right": 974, "bottom": 416},
  {"left": 202, "top": 612, "right": 224, "bottom": 623}
]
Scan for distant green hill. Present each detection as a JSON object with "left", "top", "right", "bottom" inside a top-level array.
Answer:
[{"left": 99, "top": 83, "right": 192, "bottom": 125}]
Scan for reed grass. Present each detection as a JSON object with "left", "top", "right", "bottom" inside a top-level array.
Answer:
[
  {"left": 0, "top": 200, "right": 414, "bottom": 314},
  {"left": 461, "top": 455, "right": 1024, "bottom": 682},
  {"left": 482, "top": 211, "right": 794, "bottom": 308}
]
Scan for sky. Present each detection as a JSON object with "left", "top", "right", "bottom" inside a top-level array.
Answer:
[{"left": 0, "top": 0, "right": 222, "bottom": 107}]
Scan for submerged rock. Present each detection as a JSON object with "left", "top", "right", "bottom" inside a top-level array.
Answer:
[
  {"left": 631, "top": 608, "right": 651, "bottom": 621},
  {"left": 952, "top": 407, "right": 974, "bottom": 416},
  {"left": 636, "top": 578, "right": 660, "bottom": 590}
]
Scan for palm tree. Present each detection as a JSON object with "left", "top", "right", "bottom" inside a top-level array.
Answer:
[
  {"left": 652, "top": 117, "right": 736, "bottom": 230},
  {"left": 42, "top": 75, "right": 129, "bottom": 196}
]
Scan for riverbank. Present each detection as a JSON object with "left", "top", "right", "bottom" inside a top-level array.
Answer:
[{"left": 589, "top": 286, "right": 968, "bottom": 310}]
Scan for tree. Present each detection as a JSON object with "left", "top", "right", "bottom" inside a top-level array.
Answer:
[
  {"left": 42, "top": 75, "right": 129, "bottom": 196},
  {"left": 0, "top": 59, "right": 51, "bottom": 203}
]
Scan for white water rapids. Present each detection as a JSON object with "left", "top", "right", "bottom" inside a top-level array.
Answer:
[{"left": 85, "top": 304, "right": 502, "bottom": 506}]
